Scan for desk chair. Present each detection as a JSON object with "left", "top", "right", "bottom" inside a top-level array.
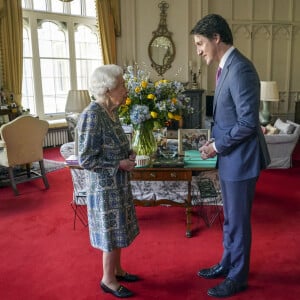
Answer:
[{"left": 60, "top": 142, "right": 88, "bottom": 229}]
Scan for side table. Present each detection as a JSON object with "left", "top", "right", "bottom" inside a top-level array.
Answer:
[{"left": 131, "top": 166, "right": 214, "bottom": 238}]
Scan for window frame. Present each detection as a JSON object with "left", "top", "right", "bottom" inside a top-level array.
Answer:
[{"left": 22, "top": 7, "right": 102, "bottom": 120}]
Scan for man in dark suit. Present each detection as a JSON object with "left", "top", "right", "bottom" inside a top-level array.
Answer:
[{"left": 190, "top": 14, "right": 270, "bottom": 298}]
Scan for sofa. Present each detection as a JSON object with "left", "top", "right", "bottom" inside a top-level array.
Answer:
[{"left": 263, "top": 119, "right": 300, "bottom": 168}]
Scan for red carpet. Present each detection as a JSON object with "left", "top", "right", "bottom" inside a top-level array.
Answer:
[{"left": 0, "top": 145, "right": 300, "bottom": 299}]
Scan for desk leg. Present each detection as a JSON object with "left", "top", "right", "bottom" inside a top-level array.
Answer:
[{"left": 185, "top": 180, "right": 192, "bottom": 238}]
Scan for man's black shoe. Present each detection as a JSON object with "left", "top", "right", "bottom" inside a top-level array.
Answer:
[
  {"left": 207, "top": 278, "right": 248, "bottom": 298},
  {"left": 197, "top": 264, "right": 229, "bottom": 279}
]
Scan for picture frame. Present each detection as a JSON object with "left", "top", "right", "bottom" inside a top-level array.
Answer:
[{"left": 178, "top": 128, "right": 210, "bottom": 155}]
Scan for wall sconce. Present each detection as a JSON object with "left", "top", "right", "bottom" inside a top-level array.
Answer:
[
  {"left": 259, "top": 81, "right": 279, "bottom": 125},
  {"left": 188, "top": 61, "right": 201, "bottom": 89}
]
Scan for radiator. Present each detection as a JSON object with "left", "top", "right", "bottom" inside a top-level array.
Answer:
[{"left": 43, "top": 127, "right": 69, "bottom": 147}]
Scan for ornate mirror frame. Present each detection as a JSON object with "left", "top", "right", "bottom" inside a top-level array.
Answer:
[{"left": 148, "top": 1, "right": 175, "bottom": 77}]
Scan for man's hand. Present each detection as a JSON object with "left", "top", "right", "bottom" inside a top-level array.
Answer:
[{"left": 199, "top": 143, "right": 216, "bottom": 160}]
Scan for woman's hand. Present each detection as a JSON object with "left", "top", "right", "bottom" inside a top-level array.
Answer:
[
  {"left": 119, "top": 158, "right": 136, "bottom": 171},
  {"left": 128, "top": 150, "right": 137, "bottom": 162}
]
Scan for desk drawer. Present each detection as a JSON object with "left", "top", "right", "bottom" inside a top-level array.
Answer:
[{"left": 131, "top": 170, "right": 192, "bottom": 181}]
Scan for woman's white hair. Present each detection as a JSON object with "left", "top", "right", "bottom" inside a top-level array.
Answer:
[{"left": 89, "top": 64, "right": 124, "bottom": 97}]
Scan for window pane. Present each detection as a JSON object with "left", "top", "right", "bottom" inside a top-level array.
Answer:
[
  {"left": 51, "top": 0, "right": 64, "bottom": 14},
  {"left": 75, "top": 25, "right": 101, "bottom": 59},
  {"left": 38, "top": 21, "right": 69, "bottom": 58},
  {"left": 22, "top": 58, "right": 36, "bottom": 114},
  {"left": 41, "top": 59, "right": 70, "bottom": 95},
  {"left": 76, "top": 59, "right": 101, "bottom": 89},
  {"left": 70, "top": 0, "right": 81, "bottom": 15},
  {"left": 75, "top": 24, "right": 102, "bottom": 89},
  {"left": 43, "top": 95, "right": 66, "bottom": 115},
  {"left": 33, "top": 0, "right": 46, "bottom": 11},
  {"left": 86, "top": 0, "right": 96, "bottom": 17},
  {"left": 23, "top": 27, "right": 32, "bottom": 57},
  {"left": 41, "top": 58, "right": 70, "bottom": 113}
]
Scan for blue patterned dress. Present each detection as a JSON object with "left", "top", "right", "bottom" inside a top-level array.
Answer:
[{"left": 77, "top": 102, "right": 139, "bottom": 252}]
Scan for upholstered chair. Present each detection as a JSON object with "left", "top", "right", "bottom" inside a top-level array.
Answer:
[
  {"left": 264, "top": 119, "right": 300, "bottom": 168},
  {"left": 0, "top": 115, "right": 49, "bottom": 195}
]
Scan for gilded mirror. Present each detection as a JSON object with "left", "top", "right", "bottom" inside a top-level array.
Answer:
[{"left": 148, "top": 1, "right": 175, "bottom": 77}]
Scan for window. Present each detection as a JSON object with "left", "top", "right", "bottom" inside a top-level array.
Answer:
[{"left": 22, "top": 0, "right": 103, "bottom": 119}]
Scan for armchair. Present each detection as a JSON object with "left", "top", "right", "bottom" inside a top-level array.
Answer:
[
  {"left": 0, "top": 115, "right": 50, "bottom": 195},
  {"left": 264, "top": 119, "right": 300, "bottom": 168}
]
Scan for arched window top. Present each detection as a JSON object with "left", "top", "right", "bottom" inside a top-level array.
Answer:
[
  {"left": 37, "top": 21, "right": 68, "bottom": 58},
  {"left": 75, "top": 24, "right": 102, "bottom": 60}
]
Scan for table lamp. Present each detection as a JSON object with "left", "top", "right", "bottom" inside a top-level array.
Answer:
[
  {"left": 259, "top": 81, "right": 279, "bottom": 125},
  {"left": 65, "top": 90, "right": 91, "bottom": 156},
  {"left": 65, "top": 90, "right": 91, "bottom": 113}
]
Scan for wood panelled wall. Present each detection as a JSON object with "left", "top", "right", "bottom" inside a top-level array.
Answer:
[{"left": 118, "top": 0, "right": 300, "bottom": 121}]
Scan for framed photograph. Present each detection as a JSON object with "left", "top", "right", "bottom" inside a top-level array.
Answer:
[{"left": 178, "top": 128, "right": 210, "bottom": 155}]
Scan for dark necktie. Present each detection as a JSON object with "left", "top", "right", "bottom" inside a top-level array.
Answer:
[{"left": 216, "top": 66, "right": 222, "bottom": 84}]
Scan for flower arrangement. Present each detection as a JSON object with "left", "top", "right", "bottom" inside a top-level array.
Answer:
[
  {"left": 119, "top": 65, "right": 194, "bottom": 131},
  {"left": 119, "top": 65, "right": 194, "bottom": 155}
]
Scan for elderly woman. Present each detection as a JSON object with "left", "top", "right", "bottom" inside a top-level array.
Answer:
[{"left": 77, "top": 64, "right": 139, "bottom": 298}]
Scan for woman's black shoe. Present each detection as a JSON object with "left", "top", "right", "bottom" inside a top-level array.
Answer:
[
  {"left": 116, "top": 272, "right": 140, "bottom": 282},
  {"left": 100, "top": 282, "right": 133, "bottom": 298}
]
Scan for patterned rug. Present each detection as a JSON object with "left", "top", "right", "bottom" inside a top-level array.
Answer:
[{"left": 0, "top": 159, "right": 65, "bottom": 186}]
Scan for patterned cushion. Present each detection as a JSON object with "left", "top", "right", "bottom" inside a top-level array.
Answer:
[{"left": 274, "top": 118, "right": 296, "bottom": 134}]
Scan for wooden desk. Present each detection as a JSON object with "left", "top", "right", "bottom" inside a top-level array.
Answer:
[{"left": 131, "top": 166, "right": 214, "bottom": 238}]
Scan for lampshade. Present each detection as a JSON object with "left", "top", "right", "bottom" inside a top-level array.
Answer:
[
  {"left": 65, "top": 90, "right": 91, "bottom": 113},
  {"left": 260, "top": 81, "right": 279, "bottom": 102}
]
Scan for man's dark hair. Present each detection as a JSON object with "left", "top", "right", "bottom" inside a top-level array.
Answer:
[{"left": 190, "top": 14, "right": 233, "bottom": 45}]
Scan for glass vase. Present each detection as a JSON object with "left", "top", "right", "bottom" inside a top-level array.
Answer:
[{"left": 132, "top": 124, "right": 157, "bottom": 156}]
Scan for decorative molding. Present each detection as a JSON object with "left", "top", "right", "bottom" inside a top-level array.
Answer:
[
  {"left": 273, "top": 25, "right": 291, "bottom": 40},
  {"left": 232, "top": 24, "right": 251, "bottom": 39},
  {"left": 252, "top": 24, "right": 271, "bottom": 39}
]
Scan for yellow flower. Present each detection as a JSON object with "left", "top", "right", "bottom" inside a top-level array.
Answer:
[
  {"left": 141, "top": 81, "right": 148, "bottom": 88},
  {"left": 150, "top": 111, "right": 158, "bottom": 118},
  {"left": 171, "top": 97, "right": 177, "bottom": 104},
  {"left": 167, "top": 112, "right": 174, "bottom": 119},
  {"left": 173, "top": 114, "right": 182, "bottom": 121},
  {"left": 147, "top": 94, "right": 155, "bottom": 100},
  {"left": 125, "top": 98, "right": 131, "bottom": 105},
  {"left": 135, "top": 87, "right": 141, "bottom": 93},
  {"left": 120, "top": 105, "right": 128, "bottom": 112}
]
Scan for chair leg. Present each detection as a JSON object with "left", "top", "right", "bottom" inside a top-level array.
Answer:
[
  {"left": 26, "top": 163, "right": 31, "bottom": 177},
  {"left": 71, "top": 198, "right": 88, "bottom": 230},
  {"left": 8, "top": 167, "right": 19, "bottom": 196},
  {"left": 39, "top": 160, "right": 49, "bottom": 189}
]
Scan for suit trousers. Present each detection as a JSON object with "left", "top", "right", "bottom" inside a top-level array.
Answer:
[{"left": 219, "top": 176, "right": 258, "bottom": 284}]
